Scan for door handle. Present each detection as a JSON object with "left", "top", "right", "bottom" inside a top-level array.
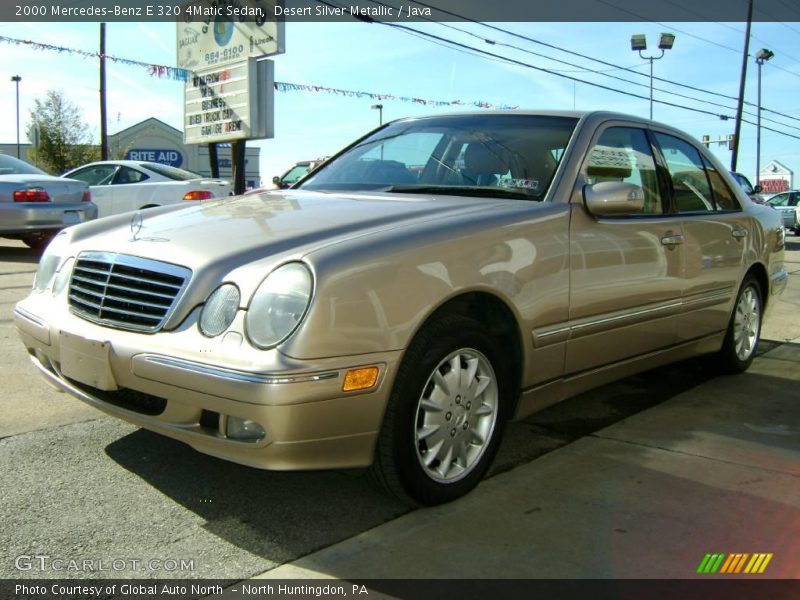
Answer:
[
  {"left": 732, "top": 227, "right": 748, "bottom": 239},
  {"left": 661, "top": 234, "right": 684, "bottom": 246}
]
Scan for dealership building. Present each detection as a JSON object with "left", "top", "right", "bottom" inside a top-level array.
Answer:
[{"left": 1, "top": 117, "right": 262, "bottom": 189}]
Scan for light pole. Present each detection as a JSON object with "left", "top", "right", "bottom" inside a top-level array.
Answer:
[
  {"left": 630, "top": 33, "right": 675, "bottom": 120},
  {"left": 371, "top": 103, "right": 384, "bottom": 126},
  {"left": 11, "top": 75, "right": 21, "bottom": 159},
  {"left": 755, "top": 48, "right": 774, "bottom": 187}
]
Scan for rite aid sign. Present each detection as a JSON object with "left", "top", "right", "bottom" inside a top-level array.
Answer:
[{"left": 125, "top": 149, "right": 184, "bottom": 167}]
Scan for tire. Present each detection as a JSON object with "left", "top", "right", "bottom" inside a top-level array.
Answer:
[
  {"left": 715, "top": 275, "right": 763, "bottom": 374},
  {"left": 21, "top": 231, "right": 56, "bottom": 251},
  {"left": 369, "top": 315, "right": 510, "bottom": 506}
]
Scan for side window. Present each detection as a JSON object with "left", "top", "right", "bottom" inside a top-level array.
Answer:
[
  {"left": 701, "top": 159, "right": 740, "bottom": 211},
  {"left": 790, "top": 193, "right": 799, "bottom": 207},
  {"left": 769, "top": 193, "right": 789, "bottom": 207},
  {"left": 68, "top": 165, "right": 117, "bottom": 186},
  {"left": 585, "top": 127, "right": 662, "bottom": 214},
  {"left": 113, "top": 167, "right": 149, "bottom": 185},
  {"left": 654, "top": 133, "right": 714, "bottom": 213}
]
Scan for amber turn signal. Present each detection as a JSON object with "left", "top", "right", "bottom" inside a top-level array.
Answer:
[{"left": 342, "top": 366, "right": 379, "bottom": 392}]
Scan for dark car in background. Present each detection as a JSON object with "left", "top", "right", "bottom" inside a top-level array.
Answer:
[
  {"left": 272, "top": 159, "right": 327, "bottom": 189},
  {"left": 730, "top": 171, "right": 768, "bottom": 205},
  {"left": 0, "top": 153, "right": 96, "bottom": 249}
]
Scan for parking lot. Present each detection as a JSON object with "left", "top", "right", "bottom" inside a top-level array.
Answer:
[{"left": 1, "top": 236, "right": 798, "bottom": 581}]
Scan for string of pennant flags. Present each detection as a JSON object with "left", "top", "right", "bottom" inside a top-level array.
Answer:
[{"left": 0, "top": 34, "right": 518, "bottom": 111}]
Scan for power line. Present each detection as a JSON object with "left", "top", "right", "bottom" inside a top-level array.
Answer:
[
  {"left": 366, "top": 0, "right": 800, "bottom": 133},
  {"left": 406, "top": 0, "right": 800, "bottom": 123},
  {"left": 313, "top": 0, "right": 800, "bottom": 142},
  {"left": 658, "top": 0, "right": 800, "bottom": 66}
]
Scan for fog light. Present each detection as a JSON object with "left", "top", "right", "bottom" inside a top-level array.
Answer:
[
  {"left": 343, "top": 366, "right": 379, "bottom": 392},
  {"left": 225, "top": 416, "right": 265, "bottom": 442}
]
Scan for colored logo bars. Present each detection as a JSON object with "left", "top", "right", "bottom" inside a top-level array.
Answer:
[{"left": 696, "top": 553, "right": 773, "bottom": 575}]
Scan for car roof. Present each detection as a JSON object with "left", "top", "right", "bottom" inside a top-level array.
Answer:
[
  {"left": 74, "top": 160, "right": 156, "bottom": 168},
  {"left": 395, "top": 109, "right": 643, "bottom": 123}
]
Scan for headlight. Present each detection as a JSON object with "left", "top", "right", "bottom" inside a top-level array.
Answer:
[
  {"left": 199, "top": 284, "right": 241, "bottom": 337},
  {"left": 245, "top": 262, "right": 313, "bottom": 349},
  {"left": 33, "top": 233, "right": 69, "bottom": 293},
  {"left": 52, "top": 257, "right": 75, "bottom": 297}
]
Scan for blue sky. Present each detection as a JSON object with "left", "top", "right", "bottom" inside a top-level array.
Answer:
[{"left": 1, "top": 19, "right": 799, "bottom": 185}]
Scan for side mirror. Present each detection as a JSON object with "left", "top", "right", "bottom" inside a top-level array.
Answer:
[
  {"left": 753, "top": 184, "right": 763, "bottom": 194},
  {"left": 272, "top": 176, "right": 281, "bottom": 185},
  {"left": 584, "top": 181, "right": 645, "bottom": 216}
]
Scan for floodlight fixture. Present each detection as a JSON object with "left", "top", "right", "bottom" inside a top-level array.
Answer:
[
  {"left": 755, "top": 48, "right": 774, "bottom": 62},
  {"left": 658, "top": 33, "right": 676, "bottom": 50},
  {"left": 630, "top": 34, "right": 647, "bottom": 51}
]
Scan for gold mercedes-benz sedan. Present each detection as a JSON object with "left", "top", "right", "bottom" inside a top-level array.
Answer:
[{"left": 14, "top": 111, "right": 788, "bottom": 505}]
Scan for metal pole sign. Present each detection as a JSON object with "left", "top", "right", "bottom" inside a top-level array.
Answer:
[
  {"left": 178, "top": 2, "right": 281, "bottom": 147},
  {"left": 184, "top": 58, "right": 274, "bottom": 145},
  {"left": 177, "top": 1, "right": 284, "bottom": 71}
]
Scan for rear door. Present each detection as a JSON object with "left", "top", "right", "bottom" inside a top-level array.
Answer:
[
  {"left": 650, "top": 131, "right": 748, "bottom": 343},
  {"left": 67, "top": 164, "right": 118, "bottom": 218},
  {"left": 566, "top": 123, "right": 684, "bottom": 373}
]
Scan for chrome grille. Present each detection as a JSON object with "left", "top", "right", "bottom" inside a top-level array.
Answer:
[{"left": 68, "top": 252, "right": 191, "bottom": 332}]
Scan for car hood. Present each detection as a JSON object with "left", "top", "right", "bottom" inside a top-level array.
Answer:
[
  {"left": 65, "top": 189, "right": 515, "bottom": 325},
  {"left": 72, "top": 189, "right": 503, "bottom": 262}
]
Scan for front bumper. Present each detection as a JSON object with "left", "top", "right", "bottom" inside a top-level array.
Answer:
[
  {"left": 14, "top": 297, "right": 402, "bottom": 471},
  {"left": 0, "top": 202, "right": 98, "bottom": 235}
]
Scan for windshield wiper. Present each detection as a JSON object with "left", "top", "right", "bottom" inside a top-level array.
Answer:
[{"left": 384, "top": 185, "right": 538, "bottom": 200}]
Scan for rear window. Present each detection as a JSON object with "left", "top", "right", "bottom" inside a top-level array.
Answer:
[
  {"left": 702, "top": 159, "right": 740, "bottom": 211},
  {"left": 0, "top": 153, "right": 46, "bottom": 176}
]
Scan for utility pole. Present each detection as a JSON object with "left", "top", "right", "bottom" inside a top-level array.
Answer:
[
  {"left": 731, "top": 0, "right": 753, "bottom": 172},
  {"left": 755, "top": 49, "right": 774, "bottom": 186},
  {"left": 11, "top": 75, "right": 21, "bottom": 159},
  {"left": 209, "top": 143, "right": 219, "bottom": 178},
  {"left": 100, "top": 22, "right": 108, "bottom": 161},
  {"left": 231, "top": 140, "right": 246, "bottom": 194}
]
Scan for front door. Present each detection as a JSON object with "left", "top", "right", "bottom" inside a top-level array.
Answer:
[{"left": 567, "top": 124, "right": 684, "bottom": 374}]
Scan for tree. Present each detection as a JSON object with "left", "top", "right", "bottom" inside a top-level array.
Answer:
[{"left": 26, "top": 90, "right": 99, "bottom": 174}]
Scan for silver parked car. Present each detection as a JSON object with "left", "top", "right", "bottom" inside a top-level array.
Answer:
[
  {"left": 767, "top": 190, "right": 800, "bottom": 234},
  {"left": 14, "top": 111, "right": 787, "bottom": 505},
  {"left": 0, "top": 153, "right": 97, "bottom": 249}
]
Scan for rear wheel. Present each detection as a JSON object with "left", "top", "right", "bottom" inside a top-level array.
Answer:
[
  {"left": 716, "top": 275, "right": 762, "bottom": 373},
  {"left": 369, "top": 315, "right": 510, "bottom": 505}
]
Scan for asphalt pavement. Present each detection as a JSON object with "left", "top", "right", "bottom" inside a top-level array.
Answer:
[{"left": 1, "top": 237, "right": 798, "bottom": 582}]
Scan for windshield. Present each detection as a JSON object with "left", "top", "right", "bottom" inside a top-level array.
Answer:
[
  {"left": 0, "top": 153, "right": 46, "bottom": 176},
  {"left": 282, "top": 164, "right": 311, "bottom": 184},
  {"left": 299, "top": 114, "right": 578, "bottom": 201},
  {"left": 143, "top": 162, "right": 203, "bottom": 181}
]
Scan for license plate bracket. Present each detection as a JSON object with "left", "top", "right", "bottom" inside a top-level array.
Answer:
[
  {"left": 60, "top": 331, "right": 118, "bottom": 391},
  {"left": 63, "top": 211, "right": 81, "bottom": 225}
]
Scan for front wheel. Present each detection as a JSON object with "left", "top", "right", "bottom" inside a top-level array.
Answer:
[
  {"left": 716, "top": 275, "right": 762, "bottom": 373},
  {"left": 369, "top": 315, "right": 510, "bottom": 505}
]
